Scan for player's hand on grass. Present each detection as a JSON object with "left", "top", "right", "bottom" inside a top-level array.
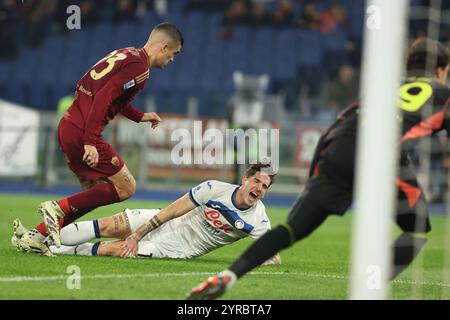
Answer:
[
  {"left": 121, "top": 234, "right": 139, "bottom": 258},
  {"left": 142, "top": 112, "right": 161, "bottom": 129},
  {"left": 83, "top": 145, "right": 99, "bottom": 167}
]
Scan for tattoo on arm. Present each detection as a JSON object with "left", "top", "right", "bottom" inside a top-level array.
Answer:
[
  {"left": 113, "top": 215, "right": 120, "bottom": 232},
  {"left": 134, "top": 216, "right": 162, "bottom": 240},
  {"left": 123, "top": 212, "right": 131, "bottom": 233},
  {"left": 112, "top": 212, "right": 132, "bottom": 234}
]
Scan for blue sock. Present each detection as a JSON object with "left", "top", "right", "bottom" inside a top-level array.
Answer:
[
  {"left": 93, "top": 219, "right": 101, "bottom": 238},
  {"left": 91, "top": 242, "right": 101, "bottom": 256}
]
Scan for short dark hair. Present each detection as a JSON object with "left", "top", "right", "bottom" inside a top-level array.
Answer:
[
  {"left": 406, "top": 38, "right": 450, "bottom": 74},
  {"left": 154, "top": 22, "right": 184, "bottom": 47},
  {"left": 244, "top": 163, "right": 276, "bottom": 186}
]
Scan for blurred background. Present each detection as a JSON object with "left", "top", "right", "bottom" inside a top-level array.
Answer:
[{"left": 0, "top": 0, "right": 448, "bottom": 206}]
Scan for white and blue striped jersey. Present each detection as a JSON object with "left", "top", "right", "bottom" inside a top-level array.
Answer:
[{"left": 134, "top": 180, "right": 272, "bottom": 259}]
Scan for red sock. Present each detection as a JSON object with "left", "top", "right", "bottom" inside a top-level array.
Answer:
[
  {"left": 35, "top": 198, "right": 70, "bottom": 236},
  {"left": 35, "top": 223, "right": 48, "bottom": 236},
  {"left": 57, "top": 198, "right": 71, "bottom": 215},
  {"left": 35, "top": 218, "right": 64, "bottom": 237},
  {"left": 34, "top": 183, "right": 120, "bottom": 235},
  {"left": 62, "top": 182, "right": 121, "bottom": 227}
]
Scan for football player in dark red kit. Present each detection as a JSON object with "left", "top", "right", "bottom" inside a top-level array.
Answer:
[{"left": 14, "top": 22, "right": 183, "bottom": 256}]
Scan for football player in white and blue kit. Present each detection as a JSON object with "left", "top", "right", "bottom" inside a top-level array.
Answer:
[{"left": 20, "top": 163, "right": 280, "bottom": 264}]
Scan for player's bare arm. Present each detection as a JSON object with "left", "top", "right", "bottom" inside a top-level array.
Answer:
[{"left": 121, "top": 193, "right": 196, "bottom": 258}]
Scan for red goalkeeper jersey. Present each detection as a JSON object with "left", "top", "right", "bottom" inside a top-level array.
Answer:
[{"left": 63, "top": 47, "right": 150, "bottom": 146}]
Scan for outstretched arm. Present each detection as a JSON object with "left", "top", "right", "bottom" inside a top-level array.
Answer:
[
  {"left": 121, "top": 104, "right": 161, "bottom": 130},
  {"left": 121, "top": 193, "right": 196, "bottom": 258}
]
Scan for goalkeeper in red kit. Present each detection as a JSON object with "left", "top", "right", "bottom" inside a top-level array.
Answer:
[{"left": 14, "top": 22, "right": 183, "bottom": 256}]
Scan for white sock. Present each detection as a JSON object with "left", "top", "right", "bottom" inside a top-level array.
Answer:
[
  {"left": 219, "top": 270, "right": 237, "bottom": 289},
  {"left": 49, "top": 243, "right": 97, "bottom": 256},
  {"left": 60, "top": 220, "right": 99, "bottom": 245}
]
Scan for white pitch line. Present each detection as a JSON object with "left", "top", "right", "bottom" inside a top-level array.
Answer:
[
  {"left": 0, "top": 271, "right": 449, "bottom": 288},
  {"left": 293, "top": 272, "right": 450, "bottom": 288},
  {"left": 0, "top": 272, "right": 214, "bottom": 283}
]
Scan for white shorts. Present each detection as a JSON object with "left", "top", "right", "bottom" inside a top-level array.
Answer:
[{"left": 124, "top": 208, "right": 187, "bottom": 259}]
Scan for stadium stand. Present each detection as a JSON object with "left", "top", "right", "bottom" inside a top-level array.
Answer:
[
  {"left": 0, "top": 0, "right": 445, "bottom": 118},
  {"left": 0, "top": 0, "right": 367, "bottom": 118}
]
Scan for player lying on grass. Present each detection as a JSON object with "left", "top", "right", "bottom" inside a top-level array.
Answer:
[
  {"left": 187, "top": 39, "right": 450, "bottom": 299},
  {"left": 12, "top": 163, "right": 281, "bottom": 264}
]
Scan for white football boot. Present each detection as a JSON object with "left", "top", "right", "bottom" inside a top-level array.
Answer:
[
  {"left": 11, "top": 218, "right": 28, "bottom": 249},
  {"left": 16, "top": 231, "right": 54, "bottom": 257},
  {"left": 37, "top": 201, "right": 65, "bottom": 248}
]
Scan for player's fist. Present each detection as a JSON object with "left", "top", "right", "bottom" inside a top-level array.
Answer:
[
  {"left": 83, "top": 144, "right": 99, "bottom": 168},
  {"left": 142, "top": 112, "right": 161, "bottom": 129}
]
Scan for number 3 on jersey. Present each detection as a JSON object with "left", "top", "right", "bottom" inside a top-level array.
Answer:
[
  {"left": 90, "top": 52, "right": 127, "bottom": 80},
  {"left": 398, "top": 81, "right": 433, "bottom": 112}
]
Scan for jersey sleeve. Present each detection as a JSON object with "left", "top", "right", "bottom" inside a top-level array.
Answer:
[
  {"left": 121, "top": 103, "right": 144, "bottom": 123},
  {"left": 249, "top": 208, "right": 272, "bottom": 240},
  {"left": 83, "top": 61, "right": 148, "bottom": 145},
  {"left": 188, "top": 180, "right": 217, "bottom": 207}
]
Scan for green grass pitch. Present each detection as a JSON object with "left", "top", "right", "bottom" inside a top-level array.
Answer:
[{"left": 1, "top": 193, "right": 449, "bottom": 299}]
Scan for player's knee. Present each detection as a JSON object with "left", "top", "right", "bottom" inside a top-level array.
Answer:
[
  {"left": 129, "top": 178, "right": 137, "bottom": 195},
  {"left": 123, "top": 179, "right": 136, "bottom": 199},
  {"left": 116, "top": 177, "right": 136, "bottom": 200}
]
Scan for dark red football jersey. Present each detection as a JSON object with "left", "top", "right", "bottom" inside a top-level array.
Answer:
[{"left": 64, "top": 47, "right": 150, "bottom": 145}]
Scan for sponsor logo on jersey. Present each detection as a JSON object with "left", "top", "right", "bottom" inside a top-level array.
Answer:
[
  {"left": 204, "top": 210, "right": 232, "bottom": 234},
  {"left": 123, "top": 79, "right": 136, "bottom": 90},
  {"left": 201, "top": 219, "right": 221, "bottom": 236},
  {"left": 205, "top": 200, "right": 254, "bottom": 234},
  {"left": 77, "top": 84, "right": 93, "bottom": 97},
  {"left": 261, "top": 219, "right": 269, "bottom": 223}
]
